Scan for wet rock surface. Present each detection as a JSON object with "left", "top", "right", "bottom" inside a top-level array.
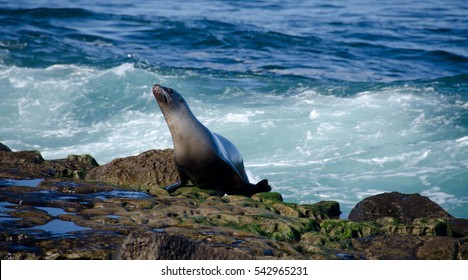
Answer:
[{"left": 0, "top": 143, "right": 466, "bottom": 260}]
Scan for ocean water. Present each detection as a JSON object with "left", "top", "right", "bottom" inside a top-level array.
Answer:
[{"left": 0, "top": 0, "right": 467, "bottom": 218}]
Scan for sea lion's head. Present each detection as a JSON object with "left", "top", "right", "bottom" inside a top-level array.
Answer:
[
  {"left": 152, "top": 84, "right": 190, "bottom": 112},
  {"left": 152, "top": 84, "right": 193, "bottom": 126},
  {"left": 153, "top": 84, "right": 184, "bottom": 106}
]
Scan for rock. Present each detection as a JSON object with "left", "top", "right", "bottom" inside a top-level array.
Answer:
[
  {"left": 34, "top": 232, "right": 124, "bottom": 260},
  {"left": 0, "top": 149, "right": 99, "bottom": 179},
  {"left": 0, "top": 143, "right": 12, "bottom": 152},
  {"left": 173, "top": 187, "right": 222, "bottom": 199},
  {"left": 0, "top": 150, "right": 46, "bottom": 178},
  {"left": 272, "top": 202, "right": 301, "bottom": 218},
  {"left": 459, "top": 241, "right": 468, "bottom": 259},
  {"left": 8, "top": 205, "right": 54, "bottom": 227},
  {"left": 252, "top": 192, "right": 283, "bottom": 203},
  {"left": 147, "top": 227, "right": 304, "bottom": 259},
  {"left": 116, "top": 231, "right": 253, "bottom": 260},
  {"left": 448, "top": 218, "right": 468, "bottom": 238},
  {"left": 320, "top": 220, "right": 381, "bottom": 241},
  {"left": 352, "top": 235, "right": 466, "bottom": 260},
  {"left": 67, "top": 155, "right": 99, "bottom": 168},
  {"left": 297, "top": 201, "right": 341, "bottom": 220},
  {"left": 415, "top": 237, "right": 461, "bottom": 260},
  {"left": 352, "top": 235, "right": 423, "bottom": 260},
  {"left": 348, "top": 192, "right": 453, "bottom": 224},
  {"left": 0, "top": 150, "right": 44, "bottom": 165},
  {"left": 251, "top": 193, "right": 340, "bottom": 221},
  {"left": 300, "top": 231, "right": 331, "bottom": 246},
  {"left": 382, "top": 218, "right": 449, "bottom": 236},
  {"left": 255, "top": 216, "right": 319, "bottom": 241},
  {"left": 181, "top": 212, "right": 319, "bottom": 242},
  {"left": 85, "top": 149, "right": 178, "bottom": 192},
  {"left": 47, "top": 154, "right": 100, "bottom": 179}
]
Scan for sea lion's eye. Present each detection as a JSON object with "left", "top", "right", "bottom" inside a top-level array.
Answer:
[{"left": 179, "top": 97, "right": 184, "bottom": 102}]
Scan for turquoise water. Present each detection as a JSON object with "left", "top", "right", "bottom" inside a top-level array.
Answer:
[{"left": 0, "top": 0, "right": 467, "bottom": 217}]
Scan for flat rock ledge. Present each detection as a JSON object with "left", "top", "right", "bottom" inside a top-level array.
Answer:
[{"left": 0, "top": 143, "right": 467, "bottom": 260}]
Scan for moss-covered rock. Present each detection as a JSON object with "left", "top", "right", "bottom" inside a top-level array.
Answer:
[
  {"left": 271, "top": 202, "right": 302, "bottom": 217},
  {"left": 383, "top": 218, "right": 449, "bottom": 236},
  {"left": 173, "top": 187, "right": 222, "bottom": 200},
  {"left": 257, "top": 216, "right": 319, "bottom": 241},
  {"left": 251, "top": 192, "right": 283, "bottom": 203},
  {"left": 300, "top": 231, "right": 332, "bottom": 246},
  {"left": 67, "top": 154, "right": 99, "bottom": 168},
  {"left": 180, "top": 212, "right": 319, "bottom": 242},
  {"left": 297, "top": 201, "right": 341, "bottom": 221},
  {"left": 320, "top": 219, "right": 381, "bottom": 241}
]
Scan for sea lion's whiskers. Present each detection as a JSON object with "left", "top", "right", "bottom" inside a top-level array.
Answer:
[
  {"left": 160, "top": 87, "right": 172, "bottom": 104},
  {"left": 153, "top": 84, "right": 173, "bottom": 104}
]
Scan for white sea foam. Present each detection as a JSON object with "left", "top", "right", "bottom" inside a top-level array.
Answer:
[
  {"left": 109, "top": 63, "right": 135, "bottom": 77},
  {"left": 355, "top": 189, "right": 387, "bottom": 200},
  {"left": 308, "top": 109, "right": 319, "bottom": 120},
  {"left": 224, "top": 113, "right": 251, "bottom": 124},
  {"left": 356, "top": 150, "right": 431, "bottom": 167},
  {"left": 223, "top": 111, "right": 264, "bottom": 124},
  {"left": 421, "top": 187, "right": 467, "bottom": 205}
]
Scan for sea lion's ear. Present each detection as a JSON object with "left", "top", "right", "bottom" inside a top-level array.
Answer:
[{"left": 255, "top": 179, "right": 271, "bottom": 192}]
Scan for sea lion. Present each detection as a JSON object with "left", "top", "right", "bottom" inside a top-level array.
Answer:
[{"left": 152, "top": 84, "right": 271, "bottom": 197}]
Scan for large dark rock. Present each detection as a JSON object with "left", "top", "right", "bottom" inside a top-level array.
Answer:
[
  {"left": 85, "top": 149, "right": 178, "bottom": 193},
  {"left": 348, "top": 192, "right": 453, "bottom": 224},
  {"left": 0, "top": 143, "right": 12, "bottom": 152}
]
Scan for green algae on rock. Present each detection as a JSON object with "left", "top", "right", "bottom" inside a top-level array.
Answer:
[{"left": 320, "top": 220, "right": 382, "bottom": 241}]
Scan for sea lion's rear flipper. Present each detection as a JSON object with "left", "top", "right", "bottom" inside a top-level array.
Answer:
[
  {"left": 255, "top": 179, "right": 272, "bottom": 193},
  {"left": 228, "top": 179, "right": 271, "bottom": 197}
]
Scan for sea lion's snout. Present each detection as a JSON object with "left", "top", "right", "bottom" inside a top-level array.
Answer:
[
  {"left": 152, "top": 84, "right": 172, "bottom": 103},
  {"left": 152, "top": 84, "right": 164, "bottom": 97}
]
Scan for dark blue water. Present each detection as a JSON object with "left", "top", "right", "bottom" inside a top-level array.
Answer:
[
  {"left": 1, "top": 0, "right": 467, "bottom": 217},
  {"left": 1, "top": 0, "right": 467, "bottom": 80}
]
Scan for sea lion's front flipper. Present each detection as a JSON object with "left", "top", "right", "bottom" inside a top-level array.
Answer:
[
  {"left": 164, "top": 168, "right": 191, "bottom": 193},
  {"left": 164, "top": 181, "right": 182, "bottom": 193}
]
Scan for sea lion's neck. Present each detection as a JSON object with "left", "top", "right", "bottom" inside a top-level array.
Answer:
[
  {"left": 164, "top": 104, "right": 210, "bottom": 152},
  {"left": 165, "top": 104, "right": 195, "bottom": 131}
]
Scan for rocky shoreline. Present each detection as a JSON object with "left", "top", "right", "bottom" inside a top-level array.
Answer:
[{"left": 1, "top": 143, "right": 467, "bottom": 259}]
